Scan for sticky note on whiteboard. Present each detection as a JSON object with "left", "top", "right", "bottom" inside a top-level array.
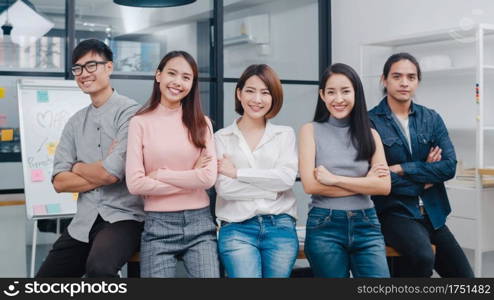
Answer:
[
  {"left": 33, "top": 205, "right": 47, "bottom": 215},
  {"left": 0, "top": 87, "right": 5, "bottom": 99},
  {"left": 0, "top": 114, "right": 7, "bottom": 127},
  {"left": 46, "top": 142, "right": 58, "bottom": 156},
  {"left": 46, "top": 203, "right": 61, "bottom": 214},
  {"left": 1, "top": 129, "right": 14, "bottom": 141},
  {"left": 31, "top": 169, "right": 44, "bottom": 182},
  {"left": 37, "top": 90, "right": 49, "bottom": 103}
]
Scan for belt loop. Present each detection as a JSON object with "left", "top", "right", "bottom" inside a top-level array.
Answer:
[
  {"left": 362, "top": 209, "right": 369, "bottom": 221},
  {"left": 327, "top": 209, "right": 332, "bottom": 222},
  {"left": 270, "top": 215, "right": 275, "bottom": 226},
  {"left": 257, "top": 215, "right": 262, "bottom": 224}
]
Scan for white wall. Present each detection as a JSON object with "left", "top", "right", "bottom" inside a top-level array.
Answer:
[
  {"left": 332, "top": 0, "right": 494, "bottom": 67},
  {"left": 224, "top": 0, "right": 318, "bottom": 80},
  {"left": 155, "top": 23, "right": 198, "bottom": 59}
]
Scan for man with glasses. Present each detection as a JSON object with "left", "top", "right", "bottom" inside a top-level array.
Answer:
[{"left": 36, "top": 39, "right": 144, "bottom": 278}]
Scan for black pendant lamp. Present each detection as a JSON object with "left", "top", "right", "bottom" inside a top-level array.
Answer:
[{"left": 113, "top": 0, "right": 196, "bottom": 7}]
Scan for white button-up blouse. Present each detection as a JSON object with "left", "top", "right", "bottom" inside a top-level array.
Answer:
[{"left": 214, "top": 119, "right": 298, "bottom": 223}]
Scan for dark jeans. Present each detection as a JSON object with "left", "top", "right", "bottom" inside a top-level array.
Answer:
[
  {"left": 381, "top": 214, "right": 474, "bottom": 278},
  {"left": 36, "top": 215, "right": 143, "bottom": 278},
  {"left": 305, "top": 207, "right": 389, "bottom": 278}
]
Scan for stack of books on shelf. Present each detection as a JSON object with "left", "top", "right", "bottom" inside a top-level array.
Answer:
[{"left": 447, "top": 161, "right": 494, "bottom": 188}]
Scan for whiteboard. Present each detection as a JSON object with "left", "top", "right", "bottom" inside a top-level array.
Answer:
[{"left": 17, "top": 79, "right": 91, "bottom": 219}]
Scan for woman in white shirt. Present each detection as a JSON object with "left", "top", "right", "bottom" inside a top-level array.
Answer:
[{"left": 214, "top": 64, "right": 298, "bottom": 278}]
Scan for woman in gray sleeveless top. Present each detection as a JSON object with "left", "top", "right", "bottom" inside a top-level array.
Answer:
[{"left": 299, "top": 63, "right": 391, "bottom": 278}]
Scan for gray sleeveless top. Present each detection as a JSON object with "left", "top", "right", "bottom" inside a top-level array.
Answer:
[{"left": 310, "top": 116, "right": 374, "bottom": 210}]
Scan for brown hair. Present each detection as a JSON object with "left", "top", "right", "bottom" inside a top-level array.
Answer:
[
  {"left": 235, "top": 64, "right": 283, "bottom": 119},
  {"left": 136, "top": 51, "right": 209, "bottom": 148}
]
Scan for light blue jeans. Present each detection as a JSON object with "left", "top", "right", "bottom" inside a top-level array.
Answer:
[
  {"left": 304, "top": 207, "right": 390, "bottom": 278},
  {"left": 218, "top": 214, "right": 299, "bottom": 278}
]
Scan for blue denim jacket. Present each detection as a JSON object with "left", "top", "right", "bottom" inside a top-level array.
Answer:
[{"left": 368, "top": 98, "right": 456, "bottom": 229}]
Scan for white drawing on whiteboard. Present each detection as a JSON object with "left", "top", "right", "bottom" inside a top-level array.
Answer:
[
  {"left": 36, "top": 137, "right": 48, "bottom": 153},
  {"left": 54, "top": 110, "right": 70, "bottom": 129},
  {"left": 36, "top": 110, "right": 70, "bottom": 129},
  {"left": 27, "top": 156, "right": 53, "bottom": 169},
  {"left": 36, "top": 111, "right": 53, "bottom": 128}
]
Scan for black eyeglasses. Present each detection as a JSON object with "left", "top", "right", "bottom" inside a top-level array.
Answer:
[{"left": 71, "top": 61, "right": 109, "bottom": 76}]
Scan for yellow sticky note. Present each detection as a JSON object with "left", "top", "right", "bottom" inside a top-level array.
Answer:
[
  {"left": 0, "top": 87, "right": 5, "bottom": 99},
  {"left": 47, "top": 142, "right": 58, "bottom": 156},
  {"left": 1, "top": 129, "right": 13, "bottom": 141},
  {"left": 72, "top": 193, "right": 79, "bottom": 201}
]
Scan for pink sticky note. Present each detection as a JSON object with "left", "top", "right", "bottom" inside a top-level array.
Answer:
[
  {"left": 31, "top": 169, "right": 45, "bottom": 182},
  {"left": 0, "top": 114, "right": 6, "bottom": 127},
  {"left": 33, "top": 204, "right": 47, "bottom": 215}
]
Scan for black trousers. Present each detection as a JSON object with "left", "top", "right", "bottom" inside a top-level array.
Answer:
[
  {"left": 36, "top": 215, "right": 143, "bottom": 278},
  {"left": 381, "top": 214, "right": 474, "bottom": 278}
]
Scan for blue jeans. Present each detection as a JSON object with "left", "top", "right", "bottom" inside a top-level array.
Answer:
[
  {"left": 304, "top": 207, "right": 389, "bottom": 278},
  {"left": 218, "top": 214, "right": 299, "bottom": 278}
]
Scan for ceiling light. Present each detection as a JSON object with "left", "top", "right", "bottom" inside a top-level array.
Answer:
[
  {"left": 113, "top": 0, "right": 196, "bottom": 8},
  {"left": 0, "top": 0, "right": 54, "bottom": 47}
]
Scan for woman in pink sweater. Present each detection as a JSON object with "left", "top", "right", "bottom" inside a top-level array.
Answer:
[{"left": 126, "top": 51, "right": 219, "bottom": 278}]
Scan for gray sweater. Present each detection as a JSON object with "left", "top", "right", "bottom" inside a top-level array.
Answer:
[{"left": 310, "top": 116, "right": 374, "bottom": 210}]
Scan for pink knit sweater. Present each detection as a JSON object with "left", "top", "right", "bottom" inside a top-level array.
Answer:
[{"left": 125, "top": 104, "right": 217, "bottom": 212}]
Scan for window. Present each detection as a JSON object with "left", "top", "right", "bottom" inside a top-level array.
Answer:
[
  {"left": 74, "top": 0, "right": 213, "bottom": 75},
  {"left": 0, "top": 0, "right": 65, "bottom": 72}
]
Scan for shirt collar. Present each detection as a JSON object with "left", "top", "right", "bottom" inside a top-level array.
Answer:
[
  {"left": 220, "top": 117, "right": 284, "bottom": 138},
  {"left": 91, "top": 89, "right": 118, "bottom": 114}
]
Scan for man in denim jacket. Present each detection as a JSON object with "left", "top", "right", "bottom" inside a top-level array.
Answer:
[{"left": 368, "top": 53, "right": 473, "bottom": 277}]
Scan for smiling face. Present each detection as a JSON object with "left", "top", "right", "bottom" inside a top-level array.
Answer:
[
  {"left": 319, "top": 73, "right": 355, "bottom": 119},
  {"left": 236, "top": 75, "right": 273, "bottom": 120},
  {"left": 156, "top": 56, "right": 194, "bottom": 107},
  {"left": 74, "top": 51, "right": 112, "bottom": 96},
  {"left": 383, "top": 59, "right": 419, "bottom": 104}
]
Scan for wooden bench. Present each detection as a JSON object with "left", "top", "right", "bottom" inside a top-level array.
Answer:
[
  {"left": 292, "top": 244, "right": 436, "bottom": 277},
  {"left": 0, "top": 200, "right": 25, "bottom": 207},
  {"left": 386, "top": 244, "right": 436, "bottom": 277},
  {"left": 127, "top": 252, "right": 141, "bottom": 278},
  {"left": 127, "top": 248, "right": 308, "bottom": 277},
  {"left": 127, "top": 245, "right": 436, "bottom": 278}
]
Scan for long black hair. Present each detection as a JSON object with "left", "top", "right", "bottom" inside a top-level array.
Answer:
[
  {"left": 314, "top": 63, "right": 375, "bottom": 161},
  {"left": 136, "top": 51, "right": 208, "bottom": 149}
]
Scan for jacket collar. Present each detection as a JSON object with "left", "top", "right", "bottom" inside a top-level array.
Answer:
[{"left": 374, "top": 96, "right": 416, "bottom": 119}]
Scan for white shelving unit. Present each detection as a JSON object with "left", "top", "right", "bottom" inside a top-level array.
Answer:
[{"left": 360, "top": 24, "right": 494, "bottom": 277}]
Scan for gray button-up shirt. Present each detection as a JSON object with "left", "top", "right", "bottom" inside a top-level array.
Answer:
[{"left": 52, "top": 90, "right": 144, "bottom": 242}]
